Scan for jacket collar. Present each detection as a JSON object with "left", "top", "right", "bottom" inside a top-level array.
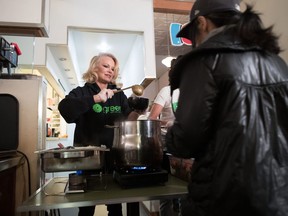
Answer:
[
  {"left": 85, "top": 82, "right": 117, "bottom": 92},
  {"left": 169, "top": 25, "right": 262, "bottom": 92},
  {"left": 194, "top": 25, "right": 261, "bottom": 52}
]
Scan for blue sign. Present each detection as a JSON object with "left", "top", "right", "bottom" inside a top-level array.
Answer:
[{"left": 170, "top": 23, "right": 192, "bottom": 46}]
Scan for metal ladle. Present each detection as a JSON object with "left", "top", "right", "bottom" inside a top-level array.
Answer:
[{"left": 114, "top": 85, "right": 144, "bottom": 96}]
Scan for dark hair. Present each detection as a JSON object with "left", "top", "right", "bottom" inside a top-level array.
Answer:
[
  {"left": 236, "top": 5, "right": 280, "bottom": 54},
  {"left": 190, "top": 5, "right": 281, "bottom": 54},
  {"left": 169, "top": 55, "right": 183, "bottom": 84},
  {"left": 170, "top": 58, "right": 177, "bottom": 69},
  {"left": 127, "top": 97, "right": 149, "bottom": 111}
]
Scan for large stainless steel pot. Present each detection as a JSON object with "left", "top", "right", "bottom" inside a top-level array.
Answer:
[{"left": 109, "top": 120, "right": 163, "bottom": 169}]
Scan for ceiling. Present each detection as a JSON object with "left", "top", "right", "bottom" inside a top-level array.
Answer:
[
  {"left": 47, "top": 29, "right": 143, "bottom": 89},
  {"left": 154, "top": 12, "right": 191, "bottom": 56}
]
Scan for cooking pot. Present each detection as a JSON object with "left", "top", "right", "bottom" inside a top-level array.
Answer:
[
  {"left": 36, "top": 146, "right": 108, "bottom": 172},
  {"left": 108, "top": 120, "right": 163, "bottom": 170}
]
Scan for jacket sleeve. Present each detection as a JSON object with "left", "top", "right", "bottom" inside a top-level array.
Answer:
[
  {"left": 166, "top": 57, "right": 218, "bottom": 159},
  {"left": 58, "top": 87, "right": 95, "bottom": 123},
  {"left": 120, "top": 92, "right": 132, "bottom": 117}
]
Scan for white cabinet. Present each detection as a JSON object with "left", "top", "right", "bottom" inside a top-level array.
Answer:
[{"left": 0, "top": 0, "right": 50, "bottom": 37}]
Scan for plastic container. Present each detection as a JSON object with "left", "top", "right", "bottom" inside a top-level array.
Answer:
[{"left": 168, "top": 155, "right": 194, "bottom": 182}]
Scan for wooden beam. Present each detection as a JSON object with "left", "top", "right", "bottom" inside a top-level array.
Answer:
[
  {"left": 153, "top": 0, "right": 193, "bottom": 14},
  {"left": 0, "top": 26, "right": 47, "bottom": 37}
]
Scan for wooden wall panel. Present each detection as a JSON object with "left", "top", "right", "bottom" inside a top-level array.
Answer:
[{"left": 153, "top": 0, "right": 193, "bottom": 14}]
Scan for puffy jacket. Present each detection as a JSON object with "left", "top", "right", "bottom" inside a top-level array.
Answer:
[{"left": 166, "top": 26, "right": 288, "bottom": 216}]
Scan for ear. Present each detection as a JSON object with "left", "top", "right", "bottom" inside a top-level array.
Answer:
[{"left": 197, "top": 16, "right": 209, "bottom": 32}]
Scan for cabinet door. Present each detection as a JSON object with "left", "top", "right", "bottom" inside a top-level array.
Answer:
[{"left": 0, "top": 0, "right": 49, "bottom": 37}]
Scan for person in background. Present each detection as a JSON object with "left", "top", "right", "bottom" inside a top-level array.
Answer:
[
  {"left": 166, "top": 0, "right": 288, "bottom": 216},
  {"left": 58, "top": 53, "right": 135, "bottom": 216},
  {"left": 149, "top": 58, "right": 180, "bottom": 129},
  {"left": 149, "top": 57, "right": 180, "bottom": 216},
  {"left": 127, "top": 96, "right": 149, "bottom": 120},
  {"left": 149, "top": 57, "right": 181, "bottom": 149}
]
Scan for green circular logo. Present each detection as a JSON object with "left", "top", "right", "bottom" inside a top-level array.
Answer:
[{"left": 93, "top": 104, "right": 102, "bottom": 113}]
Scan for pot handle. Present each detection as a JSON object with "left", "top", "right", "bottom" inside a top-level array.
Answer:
[{"left": 104, "top": 125, "right": 119, "bottom": 129}]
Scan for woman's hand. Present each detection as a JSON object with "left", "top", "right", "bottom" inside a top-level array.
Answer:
[
  {"left": 95, "top": 89, "right": 115, "bottom": 103},
  {"left": 165, "top": 120, "right": 174, "bottom": 128}
]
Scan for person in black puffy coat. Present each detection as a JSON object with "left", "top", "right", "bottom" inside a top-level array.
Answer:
[{"left": 166, "top": 0, "right": 288, "bottom": 216}]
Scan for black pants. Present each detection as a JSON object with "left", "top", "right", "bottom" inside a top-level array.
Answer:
[
  {"left": 78, "top": 204, "right": 122, "bottom": 216},
  {"left": 160, "top": 151, "right": 180, "bottom": 216},
  {"left": 78, "top": 151, "right": 122, "bottom": 216}
]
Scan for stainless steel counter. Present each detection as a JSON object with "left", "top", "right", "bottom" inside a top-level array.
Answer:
[
  {"left": 17, "top": 174, "right": 188, "bottom": 216},
  {"left": 0, "top": 155, "right": 22, "bottom": 172}
]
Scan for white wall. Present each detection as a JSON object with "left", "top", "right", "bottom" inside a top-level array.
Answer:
[
  {"left": 0, "top": 0, "right": 43, "bottom": 24},
  {"left": 121, "top": 34, "right": 145, "bottom": 96},
  {"left": 242, "top": 0, "right": 288, "bottom": 62},
  {"left": 34, "top": 0, "right": 156, "bottom": 81},
  {"left": 143, "top": 69, "right": 170, "bottom": 106},
  {"left": 0, "top": 0, "right": 50, "bottom": 37}
]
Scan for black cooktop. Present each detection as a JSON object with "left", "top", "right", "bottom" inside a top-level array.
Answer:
[{"left": 113, "top": 169, "right": 168, "bottom": 188}]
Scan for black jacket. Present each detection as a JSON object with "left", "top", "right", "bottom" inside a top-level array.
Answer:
[
  {"left": 166, "top": 26, "right": 288, "bottom": 216},
  {"left": 58, "top": 83, "right": 131, "bottom": 148}
]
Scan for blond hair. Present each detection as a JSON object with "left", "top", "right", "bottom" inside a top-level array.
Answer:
[{"left": 82, "top": 52, "right": 119, "bottom": 84}]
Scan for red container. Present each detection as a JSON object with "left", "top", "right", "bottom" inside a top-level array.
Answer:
[{"left": 168, "top": 155, "right": 194, "bottom": 182}]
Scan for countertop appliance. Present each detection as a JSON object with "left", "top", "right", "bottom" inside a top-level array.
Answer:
[
  {"left": 0, "top": 37, "right": 46, "bottom": 215},
  {"left": 37, "top": 146, "right": 110, "bottom": 192},
  {"left": 111, "top": 120, "right": 169, "bottom": 187},
  {"left": 0, "top": 36, "right": 21, "bottom": 75},
  {"left": 113, "top": 166, "right": 168, "bottom": 188},
  {"left": 0, "top": 73, "right": 47, "bottom": 212},
  {"left": 36, "top": 146, "right": 108, "bottom": 172},
  {"left": 0, "top": 36, "right": 21, "bottom": 156}
]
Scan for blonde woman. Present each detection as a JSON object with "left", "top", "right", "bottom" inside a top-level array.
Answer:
[{"left": 59, "top": 53, "right": 132, "bottom": 216}]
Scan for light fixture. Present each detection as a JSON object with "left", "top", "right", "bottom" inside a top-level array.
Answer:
[
  {"left": 97, "top": 42, "right": 111, "bottom": 52},
  {"left": 162, "top": 13, "right": 176, "bottom": 68},
  {"left": 161, "top": 56, "right": 175, "bottom": 68},
  {"left": 59, "top": 57, "right": 67, "bottom": 61}
]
